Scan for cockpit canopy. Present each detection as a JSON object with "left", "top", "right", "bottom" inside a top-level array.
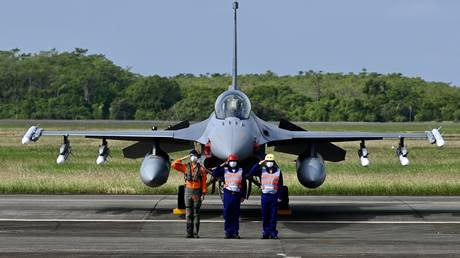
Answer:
[{"left": 215, "top": 90, "right": 252, "bottom": 119}]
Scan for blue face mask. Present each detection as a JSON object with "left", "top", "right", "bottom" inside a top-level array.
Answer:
[{"left": 229, "top": 161, "right": 237, "bottom": 168}]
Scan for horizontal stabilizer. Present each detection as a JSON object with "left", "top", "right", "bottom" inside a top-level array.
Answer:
[
  {"left": 123, "top": 141, "right": 154, "bottom": 159},
  {"left": 279, "top": 119, "right": 306, "bottom": 132},
  {"left": 274, "top": 119, "right": 346, "bottom": 162},
  {"left": 274, "top": 141, "right": 346, "bottom": 162},
  {"left": 166, "top": 121, "right": 190, "bottom": 131}
]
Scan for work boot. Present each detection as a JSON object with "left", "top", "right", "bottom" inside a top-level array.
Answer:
[
  {"left": 186, "top": 233, "right": 194, "bottom": 238},
  {"left": 235, "top": 235, "right": 240, "bottom": 239},
  {"left": 194, "top": 234, "right": 200, "bottom": 239},
  {"left": 271, "top": 235, "right": 280, "bottom": 239},
  {"left": 261, "top": 235, "right": 269, "bottom": 239}
]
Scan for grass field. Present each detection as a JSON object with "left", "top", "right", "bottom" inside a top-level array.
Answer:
[{"left": 0, "top": 120, "right": 459, "bottom": 195}]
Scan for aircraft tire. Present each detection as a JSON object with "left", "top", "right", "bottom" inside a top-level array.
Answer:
[
  {"left": 279, "top": 186, "right": 289, "bottom": 210},
  {"left": 177, "top": 185, "right": 186, "bottom": 209}
]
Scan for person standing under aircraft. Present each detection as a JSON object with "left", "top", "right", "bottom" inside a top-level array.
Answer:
[
  {"left": 211, "top": 154, "right": 247, "bottom": 239},
  {"left": 172, "top": 150, "right": 208, "bottom": 238},
  {"left": 247, "top": 154, "right": 283, "bottom": 239}
]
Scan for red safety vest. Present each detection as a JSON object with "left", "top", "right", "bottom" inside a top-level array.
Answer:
[
  {"left": 224, "top": 167, "right": 243, "bottom": 192},
  {"left": 261, "top": 167, "right": 280, "bottom": 194}
]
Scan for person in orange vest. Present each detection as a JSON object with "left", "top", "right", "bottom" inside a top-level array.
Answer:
[
  {"left": 172, "top": 150, "right": 208, "bottom": 238},
  {"left": 211, "top": 154, "right": 247, "bottom": 239},
  {"left": 247, "top": 154, "right": 283, "bottom": 239}
]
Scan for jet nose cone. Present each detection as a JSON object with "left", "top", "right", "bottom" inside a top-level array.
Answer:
[{"left": 210, "top": 118, "right": 254, "bottom": 160}]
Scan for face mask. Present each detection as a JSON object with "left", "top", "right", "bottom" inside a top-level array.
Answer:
[
  {"left": 190, "top": 156, "right": 198, "bottom": 162},
  {"left": 266, "top": 162, "right": 274, "bottom": 168},
  {"left": 229, "top": 161, "right": 237, "bottom": 168}
]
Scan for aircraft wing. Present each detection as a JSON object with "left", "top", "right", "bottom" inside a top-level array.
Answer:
[
  {"left": 22, "top": 120, "right": 210, "bottom": 159},
  {"left": 259, "top": 118, "right": 442, "bottom": 144},
  {"left": 257, "top": 119, "right": 444, "bottom": 162}
]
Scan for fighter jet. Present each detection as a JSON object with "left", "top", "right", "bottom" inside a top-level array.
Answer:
[{"left": 22, "top": 1, "right": 444, "bottom": 207}]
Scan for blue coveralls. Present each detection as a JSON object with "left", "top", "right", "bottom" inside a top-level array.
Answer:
[
  {"left": 212, "top": 166, "right": 247, "bottom": 237},
  {"left": 248, "top": 163, "right": 284, "bottom": 238}
]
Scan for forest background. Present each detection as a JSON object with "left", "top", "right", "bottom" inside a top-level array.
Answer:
[{"left": 1, "top": 49, "right": 459, "bottom": 122}]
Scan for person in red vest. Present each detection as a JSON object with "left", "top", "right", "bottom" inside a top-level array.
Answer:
[
  {"left": 247, "top": 153, "right": 283, "bottom": 239},
  {"left": 172, "top": 150, "right": 208, "bottom": 238},
  {"left": 211, "top": 154, "right": 247, "bottom": 239}
]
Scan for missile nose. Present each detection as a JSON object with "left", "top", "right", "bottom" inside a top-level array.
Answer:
[
  {"left": 399, "top": 156, "right": 410, "bottom": 166},
  {"left": 56, "top": 155, "right": 66, "bottom": 165},
  {"left": 96, "top": 156, "right": 105, "bottom": 165},
  {"left": 360, "top": 156, "right": 370, "bottom": 167},
  {"left": 21, "top": 137, "right": 30, "bottom": 144}
]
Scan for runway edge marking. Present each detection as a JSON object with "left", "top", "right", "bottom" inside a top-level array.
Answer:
[{"left": 1, "top": 219, "right": 460, "bottom": 224}]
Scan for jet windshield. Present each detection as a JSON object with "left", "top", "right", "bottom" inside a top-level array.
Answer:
[{"left": 215, "top": 91, "right": 251, "bottom": 119}]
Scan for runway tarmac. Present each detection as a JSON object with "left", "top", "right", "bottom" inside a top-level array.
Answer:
[{"left": 1, "top": 195, "right": 460, "bottom": 257}]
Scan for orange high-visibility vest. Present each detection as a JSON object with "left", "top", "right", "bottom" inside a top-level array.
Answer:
[
  {"left": 261, "top": 167, "right": 280, "bottom": 194},
  {"left": 224, "top": 167, "right": 243, "bottom": 192},
  {"left": 184, "top": 163, "right": 204, "bottom": 190}
]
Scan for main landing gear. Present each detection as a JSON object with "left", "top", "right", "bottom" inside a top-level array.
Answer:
[
  {"left": 278, "top": 186, "right": 291, "bottom": 215},
  {"left": 173, "top": 185, "right": 186, "bottom": 215}
]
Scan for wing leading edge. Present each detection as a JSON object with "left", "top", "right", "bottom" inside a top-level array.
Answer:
[
  {"left": 41, "top": 130, "right": 175, "bottom": 141},
  {"left": 22, "top": 119, "right": 210, "bottom": 143}
]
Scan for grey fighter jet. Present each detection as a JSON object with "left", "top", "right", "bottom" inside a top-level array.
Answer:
[{"left": 22, "top": 1, "right": 445, "bottom": 206}]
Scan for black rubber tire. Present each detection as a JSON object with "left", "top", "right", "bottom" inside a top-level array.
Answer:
[
  {"left": 178, "top": 185, "right": 186, "bottom": 209},
  {"left": 279, "top": 186, "right": 289, "bottom": 210}
]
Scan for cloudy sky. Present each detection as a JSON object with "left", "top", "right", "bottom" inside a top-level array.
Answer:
[{"left": 1, "top": 0, "right": 459, "bottom": 85}]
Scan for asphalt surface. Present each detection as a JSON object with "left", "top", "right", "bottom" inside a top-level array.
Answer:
[{"left": 1, "top": 195, "right": 460, "bottom": 258}]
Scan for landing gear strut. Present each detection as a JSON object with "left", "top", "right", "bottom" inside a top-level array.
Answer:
[{"left": 278, "top": 186, "right": 291, "bottom": 215}]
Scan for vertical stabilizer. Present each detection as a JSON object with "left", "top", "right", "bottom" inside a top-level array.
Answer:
[{"left": 231, "top": 1, "right": 239, "bottom": 91}]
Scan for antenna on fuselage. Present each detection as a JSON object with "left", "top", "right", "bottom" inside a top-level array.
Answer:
[{"left": 231, "top": 0, "right": 239, "bottom": 91}]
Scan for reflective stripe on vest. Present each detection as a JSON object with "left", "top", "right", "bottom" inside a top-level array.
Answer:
[
  {"left": 261, "top": 167, "right": 280, "bottom": 194},
  {"left": 224, "top": 167, "right": 243, "bottom": 192}
]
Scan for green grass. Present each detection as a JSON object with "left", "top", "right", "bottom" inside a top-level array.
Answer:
[{"left": 1, "top": 121, "right": 459, "bottom": 195}]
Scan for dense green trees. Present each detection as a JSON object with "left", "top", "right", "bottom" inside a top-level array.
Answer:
[{"left": 1, "top": 49, "right": 459, "bottom": 122}]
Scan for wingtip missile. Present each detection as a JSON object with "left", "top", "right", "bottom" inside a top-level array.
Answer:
[
  {"left": 426, "top": 128, "right": 445, "bottom": 147},
  {"left": 431, "top": 128, "right": 445, "bottom": 147},
  {"left": 22, "top": 126, "right": 43, "bottom": 144}
]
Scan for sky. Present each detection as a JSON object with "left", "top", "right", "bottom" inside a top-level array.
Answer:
[{"left": 1, "top": 0, "right": 459, "bottom": 85}]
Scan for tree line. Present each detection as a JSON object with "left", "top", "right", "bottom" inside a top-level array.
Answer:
[{"left": 1, "top": 49, "right": 459, "bottom": 122}]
